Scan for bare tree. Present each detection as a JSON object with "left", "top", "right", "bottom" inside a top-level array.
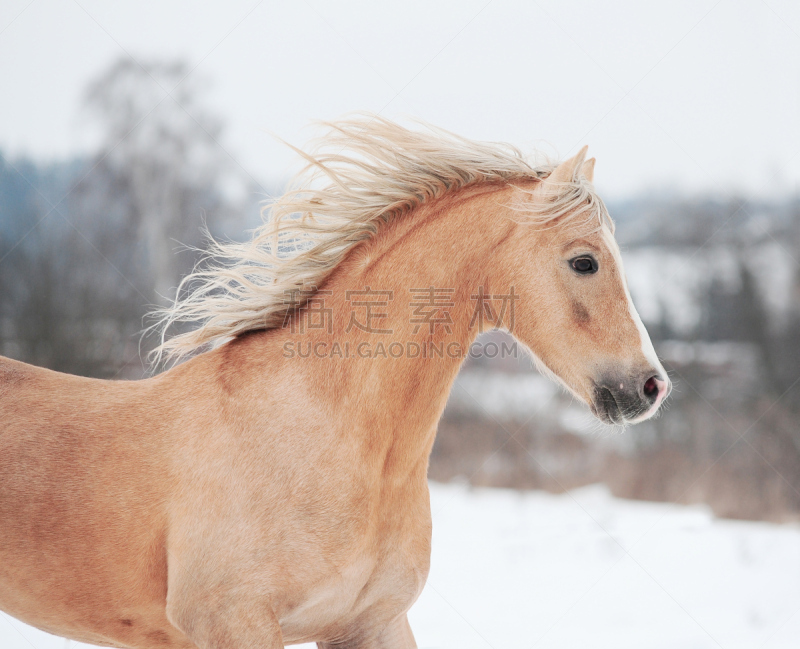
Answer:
[
  {"left": 84, "top": 58, "right": 238, "bottom": 302},
  {"left": 0, "top": 58, "right": 254, "bottom": 378}
]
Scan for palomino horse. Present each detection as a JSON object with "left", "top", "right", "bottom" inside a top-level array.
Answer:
[{"left": 0, "top": 116, "right": 669, "bottom": 648}]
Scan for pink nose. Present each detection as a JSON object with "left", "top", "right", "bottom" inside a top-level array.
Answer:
[{"left": 643, "top": 375, "right": 669, "bottom": 404}]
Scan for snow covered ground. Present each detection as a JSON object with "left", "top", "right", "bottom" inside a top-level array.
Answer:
[{"left": 3, "top": 482, "right": 799, "bottom": 649}]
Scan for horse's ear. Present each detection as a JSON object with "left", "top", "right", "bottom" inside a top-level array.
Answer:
[
  {"left": 548, "top": 145, "right": 588, "bottom": 185},
  {"left": 582, "top": 157, "right": 595, "bottom": 183}
]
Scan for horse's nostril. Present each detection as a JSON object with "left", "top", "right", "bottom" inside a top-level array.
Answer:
[{"left": 643, "top": 376, "right": 659, "bottom": 400}]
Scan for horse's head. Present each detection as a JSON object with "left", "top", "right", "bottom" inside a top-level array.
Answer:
[{"left": 500, "top": 148, "right": 669, "bottom": 425}]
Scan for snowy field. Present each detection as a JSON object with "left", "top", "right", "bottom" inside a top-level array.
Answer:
[{"left": 3, "top": 482, "right": 799, "bottom": 649}]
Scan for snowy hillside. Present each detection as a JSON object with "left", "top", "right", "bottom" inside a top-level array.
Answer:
[{"left": 2, "top": 482, "right": 799, "bottom": 649}]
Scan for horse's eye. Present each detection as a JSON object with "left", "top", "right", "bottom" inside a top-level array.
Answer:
[{"left": 570, "top": 256, "right": 598, "bottom": 274}]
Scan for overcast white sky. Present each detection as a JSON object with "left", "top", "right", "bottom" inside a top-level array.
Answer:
[{"left": 1, "top": 0, "right": 799, "bottom": 199}]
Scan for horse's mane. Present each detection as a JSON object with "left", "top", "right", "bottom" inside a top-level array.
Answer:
[{"left": 150, "top": 114, "right": 611, "bottom": 365}]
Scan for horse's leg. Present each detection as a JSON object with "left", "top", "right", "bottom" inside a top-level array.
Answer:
[{"left": 317, "top": 614, "right": 416, "bottom": 649}]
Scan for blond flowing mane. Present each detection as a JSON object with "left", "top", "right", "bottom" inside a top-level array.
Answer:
[{"left": 150, "top": 114, "right": 611, "bottom": 364}]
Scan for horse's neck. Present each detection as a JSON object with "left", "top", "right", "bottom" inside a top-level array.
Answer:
[
  {"left": 307, "top": 185, "right": 516, "bottom": 459},
  {"left": 197, "top": 185, "right": 519, "bottom": 472}
]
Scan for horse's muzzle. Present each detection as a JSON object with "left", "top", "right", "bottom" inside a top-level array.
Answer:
[{"left": 590, "top": 372, "right": 670, "bottom": 425}]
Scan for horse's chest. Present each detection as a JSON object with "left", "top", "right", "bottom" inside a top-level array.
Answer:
[{"left": 278, "top": 532, "right": 429, "bottom": 643}]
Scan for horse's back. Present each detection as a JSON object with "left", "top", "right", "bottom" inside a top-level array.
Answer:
[
  {"left": 0, "top": 355, "right": 187, "bottom": 648},
  {"left": 0, "top": 355, "right": 164, "bottom": 485}
]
